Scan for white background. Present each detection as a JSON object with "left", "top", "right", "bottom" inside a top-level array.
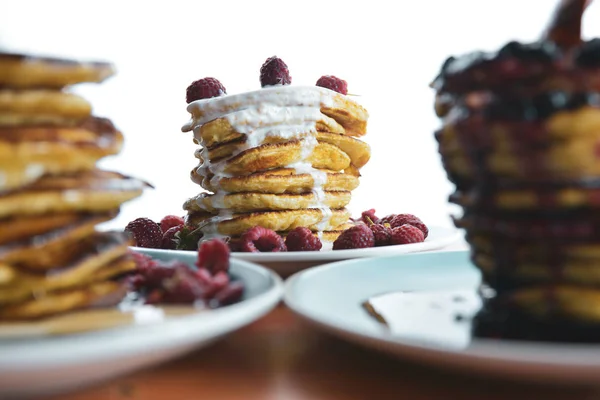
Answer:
[{"left": 2, "top": 0, "right": 598, "bottom": 230}]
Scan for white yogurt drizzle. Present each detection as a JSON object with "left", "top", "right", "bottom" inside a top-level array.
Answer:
[{"left": 184, "top": 86, "right": 348, "bottom": 241}]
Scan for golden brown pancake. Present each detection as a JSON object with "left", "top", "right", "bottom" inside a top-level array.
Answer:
[
  {"left": 0, "top": 279, "right": 127, "bottom": 320},
  {"left": 0, "top": 232, "right": 132, "bottom": 305},
  {"left": 194, "top": 167, "right": 360, "bottom": 194},
  {"left": 0, "top": 213, "right": 80, "bottom": 245},
  {"left": 182, "top": 86, "right": 368, "bottom": 137},
  {"left": 0, "top": 170, "right": 147, "bottom": 219},
  {"left": 187, "top": 208, "right": 351, "bottom": 236},
  {"left": 0, "top": 52, "right": 115, "bottom": 89},
  {"left": 202, "top": 140, "right": 351, "bottom": 176},
  {"left": 0, "top": 212, "right": 117, "bottom": 270},
  {"left": 0, "top": 117, "right": 124, "bottom": 191},
  {"left": 197, "top": 112, "right": 345, "bottom": 148},
  {"left": 0, "top": 89, "right": 92, "bottom": 126},
  {"left": 205, "top": 131, "right": 371, "bottom": 170},
  {"left": 184, "top": 190, "right": 351, "bottom": 213}
]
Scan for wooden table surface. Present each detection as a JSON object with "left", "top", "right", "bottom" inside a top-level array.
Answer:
[{"left": 55, "top": 305, "right": 600, "bottom": 400}]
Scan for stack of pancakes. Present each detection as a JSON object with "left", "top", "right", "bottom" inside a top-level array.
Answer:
[
  {"left": 181, "top": 85, "right": 370, "bottom": 244},
  {"left": 432, "top": 1, "right": 600, "bottom": 338},
  {"left": 0, "top": 52, "right": 146, "bottom": 320}
]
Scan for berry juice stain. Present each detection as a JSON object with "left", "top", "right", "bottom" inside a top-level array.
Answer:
[{"left": 363, "top": 287, "right": 600, "bottom": 345}]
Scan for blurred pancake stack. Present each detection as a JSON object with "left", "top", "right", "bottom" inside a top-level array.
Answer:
[
  {"left": 181, "top": 64, "right": 370, "bottom": 246},
  {"left": 432, "top": 0, "right": 600, "bottom": 338},
  {"left": 0, "top": 52, "right": 146, "bottom": 320}
]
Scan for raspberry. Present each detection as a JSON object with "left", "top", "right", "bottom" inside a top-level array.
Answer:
[
  {"left": 285, "top": 227, "right": 322, "bottom": 251},
  {"left": 196, "top": 239, "right": 230, "bottom": 275},
  {"left": 380, "top": 214, "right": 429, "bottom": 238},
  {"left": 214, "top": 281, "right": 245, "bottom": 306},
  {"left": 316, "top": 75, "right": 348, "bottom": 95},
  {"left": 160, "top": 215, "right": 184, "bottom": 233},
  {"left": 125, "top": 217, "right": 162, "bottom": 248},
  {"left": 370, "top": 224, "right": 391, "bottom": 246},
  {"left": 239, "top": 226, "right": 287, "bottom": 252},
  {"left": 260, "top": 56, "right": 291, "bottom": 87},
  {"left": 332, "top": 224, "right": 375, "bottom": 250},
  {"left": 161, "top": 225, "right": 183, "bottom": 249},
  {"left": 186, "top": 77, "right": 227, "bottom": 103},
  {"left": 390, "top": 224, "right": 425, "bottom": 245},
  {"left": 360, "top": 208, "right": 380, "bottom": 225}
]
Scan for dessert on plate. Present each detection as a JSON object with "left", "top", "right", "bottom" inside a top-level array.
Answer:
[
  {"left": 432, "top": 0, "right": 600, "bottom": 339},
  {"left": 0, "top": 52, "right": 244, "bottom": 323},
  {"left": 181, "top": 57, "right": 370, "bottom": 246}
]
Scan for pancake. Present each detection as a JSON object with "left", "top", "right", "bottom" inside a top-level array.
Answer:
[
  {"left": 0, "top": 213, "right": 81, "bottom": 245},
  {"left": 182, "top": 85, "right": 368, "bottom": 137},
  {"left": 0, "top": 279, "right": 127, "bottom": 320},
  {"left": 184, "top": 191, "right": 351, "bottom": 213},
  {"left": 205, "top": 131, "right": 371, "bottom": 170},
  {"left": 0, "top": 170, "right": 147, "bottom": 218},
  {"left": 450, "top": 184, "right": 600, "bottom": 210},
  {"left": 203, "top": 140, "right": 351, "bottom": 176},
  {"left": 0, "top": 52, "right": 115, "bottom": 89},
  {"left": 194, "top": 168, "right": 360, "bottom": 194},
  {"left": 0, "top": 117, "right": 124, "bottom": 191},
  {"left": 0, "top": 89, "right": 92, "bottom": 126},
  {"left": 0, "top": 232, "right": 131, "bottom": 305},
  {"left": 0, "top": 212, "right": 116, "bottom": 270},
  {"left": 187, "top": 208, "right": 351, "bottom": 236},
  {"left": 197, "top": 110, "right": 345, "bottom": 148}
]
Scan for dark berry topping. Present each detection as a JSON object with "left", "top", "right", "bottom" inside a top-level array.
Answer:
[
  {"left": 316, "top": 75, "right": 348, "bottom": 95},
  {"left": 390, "top": 224, "right": 425, "bottom": 245},
  {"left": 332, "top": 224, "right": 375, "bottom": 250},
  {"left": 497, "top": 41, "right": 559, "bottom": 62},
  {"left": 239, "top": 226, "right": 287, "bottom": 252},
  {"left": 285, "top": 227, "right": 322, "bottom": 251},
  {"left": 197, "top": 239, "right": 230, "bottom": 275},
  {"left": 125, "top": 218, "right": 163, "bottom": 248},
  {"left": 260, "top": 56, "right": 292, "bottom": 87},
  {"left": 574, "top": 39, "right": 600, "bottom": 67},
  {"left": 186, "top": 77, "right": 227, "bottom": 103}
]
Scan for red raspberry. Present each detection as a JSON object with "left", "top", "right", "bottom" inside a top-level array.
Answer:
[
  {"left": 260, "top": 56, "right": 292, "bottom": 87},
  {"left": 239, "top": 226, "right": 287, "bottom": 252},
  {"left": 380, "top": 214, "right": 429, "bottom": 238},
  {"left": 214, "top": 282, "right": 245, "bottom": 306},
  {"left": 285, "top": 227, "right": 322, "bottom": 251},
  {"left": 186, "top": 77, "right": 227, "bottom": 103},
  {"left": 196, "top": 239, "right": 230, "bottom": 275},
  {"left": 332, "top": 224, "right": 375, "bottom": 250},
  {"left": 125, "top": 217, "right": 163, "bottom": 248},
  {"left": 390, "top": 224, "right": 425, "bottom": 245},
  {"left": 161, "top": 225, "right": 183, "bottom": 250},
  {"left": 316, "top": 75, "right": 348, "bottom": 95},
  {"left": 360, "top": 208, "right": 380, "bottom": 225},
  {"left": 370, "top": 224, "right": 391, "bottom": 246},
  {"left": 160, "top": 215, "right": 184, "bottom": 232}
]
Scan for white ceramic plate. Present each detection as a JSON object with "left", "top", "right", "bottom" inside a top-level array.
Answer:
[
  {"left": 0, "top": 252, "right": 283, "bottom": 399},
  {"left": 284, "top": 251, "right": 600, "bottom": 385},
  {"left": 134, "top": 225, "right": 461, "bottom": 276}
]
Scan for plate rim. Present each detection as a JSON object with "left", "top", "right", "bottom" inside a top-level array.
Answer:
[
  {"left": 283, "top": 250, "right": 600, "bottom": 383},
  {"left": 0, "top": 256, "right": 283, "bottom": 369}
]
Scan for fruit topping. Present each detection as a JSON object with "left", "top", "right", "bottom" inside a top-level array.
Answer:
[
  {"left": 125, "top": 217, "right": 163, "bottom": 248},
  {"left": 196, "top": 238, "right": 230, "bottom": 275},
  {"left": 370, "top": 223, "right": 392, "bottom": 247},
  {"left": 332, "top": 224, "right": 375, "bottom": 250},
  {"left": 390, "top": 224, "right": 425, "bottom": 245},
  {"left": 186, "top": 77, "right": 227, "bottom": 103},
  {"left": 260, "top": 56, "right": 292, "bottom": 87},
  {"left": 316, "top": 75, "right": 348, "bottom": 95},
  {"left": 160, "top": 215, "right": 184, "bottom": 233},
  {"left": 285, "top": 227, "right": 322, "bottom": 251},
  {"left": 161, "top": 225, "right": 183, "bottom": 250},
  {"left": 380, "top": 213, "right": 429, "bottom": 238},
  {"left": 239, "top": 226, "right": 287, "bottom": 252}
]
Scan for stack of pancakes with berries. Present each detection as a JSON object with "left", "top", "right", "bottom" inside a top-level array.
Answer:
[
  {"left": 0, "top": 51, "right": 146, "bottom": 321},
  {"left": 180, "top": 56, "right": 370, "bottom": 247},
  {"left": 433, "top": 0, "right": 600, "bottom": 339}
]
